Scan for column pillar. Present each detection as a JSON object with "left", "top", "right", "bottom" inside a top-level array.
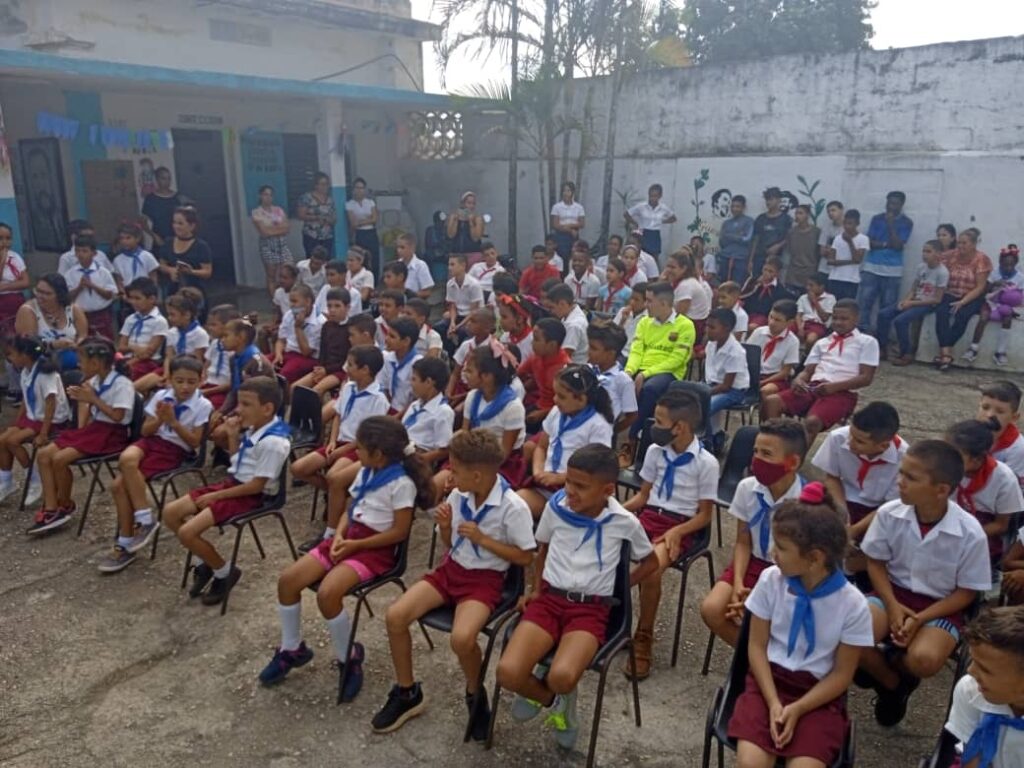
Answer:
[
  {"left": 0, "top": 100, "right": 22, "bottom": 252},
  {"left": 317, "top": 99, "right": 348, "bottom": 257}
]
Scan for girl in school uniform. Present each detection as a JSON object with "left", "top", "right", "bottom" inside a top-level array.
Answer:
[
  {"left": 597, "top": 257, "right": 632, "bottom": 316},
  {"left": 274, "top": 283, "right": 324, "bottom": 384},
  {"left": 258, "top": 417, "right": 434, "bottom": 703},
  {"left": 0, "top": 222, "right": 30, "bottom": 341},
  {"left": 728, "top": 482, "right": 874, "bottom": 767},
  {"left": 0, "top": 336, "right": 71, "bottom": 506},
  {"left": 135, "top": 293, "right": 209, "bottom": 395},
  {"left": 28, "top": 338, "right": 135, "bottom": 534},
  {"left": 345, "top": 247, "right": 375, "bottom": 307},
  {"left": 111, "top": 222, "right": 159, "bottom": 294},
  {"left": 498, "top": 294, "right": 534, "bottom": 364},
  {"left": 201, "top": 305, "right": 238, "bottom": 410},
  {"left": 517, "top": 365, "right": 615, "bottom": 519}
]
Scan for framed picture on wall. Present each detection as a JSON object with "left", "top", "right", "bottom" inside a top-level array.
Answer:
[{"left": 19, "top": 137, "right": 69, "bottom": 252}]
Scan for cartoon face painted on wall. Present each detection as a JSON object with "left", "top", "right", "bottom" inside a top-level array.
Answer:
[
  {"left": 779, "top": 190, "right": 799, "bottom": 214},
  {"left": 711, "top": 188, "right": 732, "bottom": 219}
]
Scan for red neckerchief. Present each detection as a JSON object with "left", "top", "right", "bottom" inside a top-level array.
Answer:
[
  {"left": 603, "top": 281, "right": 624, "bottom": 313},
  {"left": 762, "top": 329, "right": 788, "bottom": 361},
  {"left": 625, "top": 266, "right": 639, "bottom": 283},
  {"left": 827, "top": 331, "right": 853, "bottom": 355},
  {"left": 2, "top": 254, "right": 21, "bottom": 280},
  {"left": 759, "top": 281, "right": 774, "bottom": 298},
  {"left": 570, "top": 273, "right": 585, "bottom": 298},
  {"left": 958, "top": 455, "right": 997, "bottom": 514},
  {"left": 477, "top": 264, "right": 497, "bottom": 278},
  {"left": 508, "top": 326, "right": 532, "bottom": 345},
  {"left": 994, "top": 423, "right": 1021, "bottom": 452}
]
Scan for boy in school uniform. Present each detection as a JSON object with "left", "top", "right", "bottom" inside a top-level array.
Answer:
[
  {"left": 404, "top": 298, "right": 444, "bottom": 359},
  {"left": 587, "top": 324, "right": 638, "bottom": 438},
  {"left": 382, "top": 260, "right": 410, "bottom": 297},
  {"left": 118, "top": 277, "right": 169, "bottom": 381},
  {"left": 621, "top": 389, "right": 718, "bottom": 679},
  {"left": 315, "top": 259, "right": 363, "bottom": 318},
  {"left": 296, "top": 245, "right": 328, "bottom": 295},
  {"left": 496, "top": 445, "right": 658, "bottom": 749},
  {"left": 979, "top": 380, "right": 1024, "bottom": 490},
  {"left": 547, "top": 283, "right": 590, "bottom": 365},
  {"left": 57, "top": 220, "right": 113, "bottom": 276},
  {"left": 517, "top": 318, "right": 570, "bottom": 428},
  {"left": 438, "top": 254, "right": 484, "bottom": 354},
  {"left": 448, "top": 309, "right": 496, "bottom": 403},
  {"left": 747, "top": 299, "right": 800, "bottom": 398},
  {"left": 380, "top": 317, "right": 422, "bottom": 415},
  {"left": 273, "top": 283, "right": 324, "bottom": 384},
  {"left": 858, "top": 440, "right": 992, "bottom": 727},
  {"left": 165, "top": 376, "right": 291, "bottom": 605},
  {"left": 703, "top": 308, "right": 749, "bottom": 448},
  {"left": 716, "top": 281, "right": 749, "bottom": 340},
  {"left": 519, "top": 244, "right": 562, "bottom": 299},
  {"left": 826, "top": 209, "right": 868, "bottom": 302},
  {"left": 614, "top": 282, "right": 648, "bottom": 359},
  {"left": 135, "top": 293, "right": 209, "bottom": 395},
  {"left": 373, "top": 289, "right": 406, "bottom": 347},
  {"left": 111, "top": 222, "right": 159, "bottom": 293},
  {"left": 946, "top": 606, "right": 1024, "bottom": 768},
  {"left": 66, "top": 234, "right": 118, "bottom": 340},
  {"left": 564, "top": 246, "right": 601, "bottom": 310},
  {"left": 395, "top": 232, "right": 435, "bottom": 301},
  {"left": 401, "top": 357, "right": 455, "bottom": 467},
  {"left": 763, "top": 298, "right": 879, "bottom": 446},
  {"left": 294, "top": 287, "right": 351, "bottom": 397},
  {"left": 700, "top": 418, "right": 809, "bottom": 648},
  {"left": 795, "top": 274, "right": 836, "bottom": 352},
  {"left": 345, "top": 247, "right": 375, "bottom": 306},
  {"left": 739, "top": 256, "right": 791, "bottom": 330},
  {"left": 468, "top": 240, "right": 505, "bottom": 301},
  {"left": 202, "top": 304, "right": 240, "bottom": 410}
]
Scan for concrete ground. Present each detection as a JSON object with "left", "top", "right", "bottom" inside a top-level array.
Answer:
[{"left": 0, "top": 362, "right": 999, "bottom": 767}]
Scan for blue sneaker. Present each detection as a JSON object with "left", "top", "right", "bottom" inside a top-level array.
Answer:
[
  {"left": 258, "top": 643, "right": 314, "bottom": 686},
  {"left": 335, "top": 642, "right": 365, "bottom": 704}
]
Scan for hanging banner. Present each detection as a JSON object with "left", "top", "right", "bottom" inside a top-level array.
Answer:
[{"left": 36, "top": 111, "right": 173, "bottom": 151}]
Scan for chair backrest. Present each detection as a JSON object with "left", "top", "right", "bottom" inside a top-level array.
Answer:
[
  {"left": 723, "top": 611, "right": 753, "bottom": 709},
  {"left": 127, "top": 394, "right": 147, "bottom": 441},
  {"left": 289, "top": 385, "right": 323, "bottom": 437},
  {"left": 630, "top": 417, "right": 654, "bottom": 471},
  {"left": 191, "top": 421, "right": 211, "bottom": 466},
  {"left": 603, "top": 541, "right": 635, "bottom": 644},
  {"left": 667, "top": 380, "right": 711, "bottom": 436},
  {"left": 499, "top": 564, "right": 525, "bottom": 609},
  {"left": 266, "top": 462, "right": 288, "bottom": 508},
  {"left": 740, "top": 343, "right": 762, "bottom": 399},
  {"left": 719, "top": 425, "right": 758, "bottom": 501},
  {"left": 275, "top": 374, "right": 288, "bottom": 417}
]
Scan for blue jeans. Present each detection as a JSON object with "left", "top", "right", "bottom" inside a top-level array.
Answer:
[
  {"left": 875, "top": 303, "right": 935, "bottom": 357},
  {"left": 434, "top": 315, "right": 468, "bottom": 356},
  {"left": 717, "top": 255, "right": 749, "bottom": 286},
  {"left": 857, "top": 272, "right": 902, "bottom": 333},
  {"left": 630, "top": 372, "right": 676, "bottom": 439},
  {"left": 935, "top": 294, "right": 985, "bottom": 349},
  {"left": 706, "top": 388, "right": 747, "bottom": 440}
]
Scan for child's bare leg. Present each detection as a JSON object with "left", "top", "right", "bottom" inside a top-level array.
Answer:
[
  {"left": 450, "top": 600, "right": 492, "bottom": 693},
  {"left": 211, "top": 423, "right": 230, "bottom": 450},
  {"left": 637, "top": 543, "right": 671, "bottom": 633},
  {"left": 761, "top": 393, "right": 785, "bottom": 420},
  {"left": 52, "top": 447, "right": 83, "bottom": 508},
  {"left": 522, "top": 441, "right": 536, "bottom": 467},
  {"left": 760, "top": 383, "right": 779, "bottom": 398},
  {"left": 496, "top": 620, "right": 558, "bottom": 704},
  {"left": 277, "top": 554, "right": 330, "bottom": 606},
  {"left": 314, "top": 374, "right": 341, "bottom": 396},
  {"left": 785, "top": 758, "right": 827, "bottom": 768},
  {"left": 36, "top": 442, "right": 60, "bottom": 508},
  {"left": 901, "top": 626, "right": 956, "bottom": 680},
  {"left": 700, "top": 581, "right": 741, "bottom": 647},
  {"left": 111, "top": 475, "right": 135, "bottom": 538},
  {"left": 545, "top": 631, "right": 599, "bottom": 695},
  {"left": 0, "top": 427, "right": 33, "bottom": 470},
  {"left": 735, "top": 741, "right": 778, "bottom": 768},
  {"left": 293, "top": 371, "right": 316, "bottom": 390},
  {"left": 118, "top": 446, "right": 151, "bottom": 513},
  {"left": 516, "top": 488, "right": 548, "bottom": 521},
  {"left": 321, "top": 402, "right": 335, "bottom": 425},
  {"left": 385, "top": 580, "right": 447, "bottom": 687},
  {"left": 133, "top": 372, "right": 163, "bottom": 395},
  {"left": 858, "top": 603, "right": 900, "bottom": 689},
  {"left": 174, "top": 508, "right": 226, "bottom": 569},
  {"left": 292, "top": 452, "right": 328, "bottom": 489},
  {"left": 803, "top": 416, "right": 824, "bottom": 447}
]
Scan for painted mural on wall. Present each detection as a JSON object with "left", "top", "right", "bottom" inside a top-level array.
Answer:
[{"left": 19, "top": 137, "right": 68, "bottom": 252}]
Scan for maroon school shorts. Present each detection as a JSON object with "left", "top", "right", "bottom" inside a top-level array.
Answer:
[
  {"left": 521, "top": 583, "right": 611, "bottom": 644},
  {"left": 131, "top": 436, "right": 191, "bottom": 478},
  {"left": 718, "top": 555, "right": 773, "bottom": 589},
  {"left": 422, "top": 557, "right": 505, "bottom": 611},
  {"left": 129, "top": 358, "right": 163, "bottom": 380},
  {"left": 314, "top": 444, "right": 360, "bottom": 463},
  {"left": 847, "top": 501, "right": 876, "bottom": 527},
  {"left": 55, "top": 420, "right": 129, "bottom": 455},
  {"left": 310, "top": 520, "right": 397, "bottom": 581},
  {"left": 639, "top": 506, "right": 695, "bottom": 550},
  {"left": 278, "top": 351, "right": 317, "bottom": 383},
  {"left": 802, "top": 321, "right": 829, "bottom": 340},
  {"left": 201, "top": 386, "right": 227, "bottom": 410},
  {"left": 728, "top": 663, "right": 847, "bottom": 764},
  {"left": 870, "top": 583, "right": 966, "bottom": 633},
  {"left": 189, "top": 478, "right": 265, "bottom": 525},
  {"left": 86, "top": 309, "right": 115, "bottom": 341},
  {"left": 778, "top": 384, "right": 857, "bottom": 429}
]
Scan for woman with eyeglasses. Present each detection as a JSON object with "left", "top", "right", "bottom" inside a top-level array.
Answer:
[{"left": 15, "top": 272, "right": 88, "bottom": 372}]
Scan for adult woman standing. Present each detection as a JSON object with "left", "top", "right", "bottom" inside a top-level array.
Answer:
[
  {"left": 934, "top": 228, "right": 992, "bottom": 370},
  {"left": 158, "top": 206, "right": 213, "bottom": 311},
  {"left": 445, "top": 191, "right": 485, "bottom": 266},
  {"left": 549, "top": 181, "right": 585, "bottom": 268},
  {"left": 251, "top": 185, "right": 292, "bottom": 297},
  {"left": 0, "top": 222, "right": 29, "bottom": 340},
  {"left": 297, "top": 172, "right": 337, "bottom": 257},
  {"left": 141, "top": 167, "right": 186, "bottom": 249},
  {"left": 15, "top": 273, "right": 87, "bottom": 371},
  {"left": 345, "top": 177, "right": 379, "bottom": 274}
]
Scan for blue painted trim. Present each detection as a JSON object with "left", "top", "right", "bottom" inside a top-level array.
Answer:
[
  {"left": 0, "top": 49, "right": 453, "bottom": 108},
  {"left": 64, "top": 90, "right": 105, "bottom": 218},
  {"left": 331, "top": 186, "right": 349, "bottom": 256},
  {"left": 0, "top": 197, "right": 23, "bottom": 253}
]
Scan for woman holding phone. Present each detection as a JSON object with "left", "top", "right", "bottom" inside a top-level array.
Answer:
[{"left": 158, "top": 205, "right": 213, "bottom": 316}]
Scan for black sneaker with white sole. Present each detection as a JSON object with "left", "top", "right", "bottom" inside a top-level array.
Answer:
[
  {"left": 188, "top": 563, "right": 214, "bottom": 598},
  {"left": 26, "top": 507, "right": 73, "bottom": 535},
  {"left": 201, "top": 566, "right": 242, "bottom": 605},
  {"left": 371, "top": 683, "right": 426, "bottom": 733},
  {"left": 873, "top": 673, "right": 920, "bottom": 727}
]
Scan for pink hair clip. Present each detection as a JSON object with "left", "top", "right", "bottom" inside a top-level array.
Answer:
[
  {"left": 489, "top": 337, "right": 518, "bottom": 369},
  {"left": 799, "top": 482, "right": 827, "bottom": 504}
]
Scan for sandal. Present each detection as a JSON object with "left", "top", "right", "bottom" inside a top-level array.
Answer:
[{"left": 937, "top": 355, "right": 954, "bottom": 371}]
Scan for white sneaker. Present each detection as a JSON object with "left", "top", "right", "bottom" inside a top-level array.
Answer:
[
  {"left": 24, "top": 480, "right": 42, "bottom": 508},
  {"left": 0, "top": 480, "right": 16, "bottom": 504},
  {"left": 961, "top": 347, "right": 978, "bottom": 363}
]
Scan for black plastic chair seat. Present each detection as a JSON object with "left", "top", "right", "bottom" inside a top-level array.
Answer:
[{"left": 617, "top": 468, "right": 643, "bottom": 492}]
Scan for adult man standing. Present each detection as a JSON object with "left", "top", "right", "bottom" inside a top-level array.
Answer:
[
  {"left": 748, "top": 187, "right": 792, "bottom": 281},
  {"left": 859, "top": 191, "right": 913, "bottom": 332},
  {"left": 717, "top": 194, "right": 754, "bottom": 284}
]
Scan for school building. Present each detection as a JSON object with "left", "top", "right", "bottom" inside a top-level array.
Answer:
[{"left": 0, "top": 0, "right": 451, "bottom": 289}]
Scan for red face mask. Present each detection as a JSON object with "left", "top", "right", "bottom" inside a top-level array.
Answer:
[{"left": 751, "top": 457, "right": 790, "bottom": 486}]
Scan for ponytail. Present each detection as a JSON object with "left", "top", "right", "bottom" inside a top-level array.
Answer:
[
  {"left": 354, "top": 416, "right": 436, "bottom": 509},
  {"left": 557, "top": 364, "right": 614, "bottom": 424}
]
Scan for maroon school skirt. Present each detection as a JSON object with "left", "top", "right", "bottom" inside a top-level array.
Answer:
[
  {"left": 86, "top": 309, "right": 115, "bottom": 341},
  {"left": 129, "top": 358, "right": 163, "bottom": 380},
  {"left": 201, "top": 386, "right": 227, "bottom": 410},
  {"left": 311, "top": 520, "right": 397, "bottom": 579},
  {"left": 847, "top": 501, "right": 876, "bottom": 527},
  {"left": 55, "top": 420, "right": 129, "bottom": 455},
  {"left": 14, "top": 414, "right": 70, "bottom": 434},
  {"left": 132, "top": 436, "right": 191, "bottom": 478},
  {"left": 802, "top": 321, "right": 828, "bottom": 340},
  {"left": 728, "top": 663, "right": 847, "bottom": 764},
  {"left": 719, "top": 556, "right": 772, "bottom": 589},
  {"left": 499, "top": 450, "right": 528, "bottom": 486},
  {"left": 0, "top": 292, "right": 23, "bottom": 337},
  {"left": 278, "top": 351, "right": 317, "bottom": 383}
]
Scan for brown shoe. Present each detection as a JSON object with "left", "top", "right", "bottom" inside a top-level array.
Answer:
[
  {"left": 623, "top": 628, "right": 653, "bottom": 680},
  {"left": 891, "top": 355, "right": 914, "bottom": 367}
]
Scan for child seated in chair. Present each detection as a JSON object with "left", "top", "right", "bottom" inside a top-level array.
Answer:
[
  {"left": 401, "top": 357, "right": 455, "bottom": 469},
  {"left": 946, "top": 606, "right": 1024, "bottom": 768},
  {"left": 587, "top": 324, "right": 638, "bottom": 438},
  {"left": 517, "top": 318, "right": 570, "bottom": 429},
  {"left": 135, "top": 293, "right": 208, "bottom": 395},
  {"left": 747, "top": 299, "right": 800, "bottom": 399},
  {"left": 740, "top": 256, "right": 790, "bottom": 331},
  {"left": 273, "top": 283, "right": 323, "bottom": 384},
  {"left": 496, "top": 444, "right": 658, "bottom": 751},
  {"left": 728, "top": 482, "right": 874, "bottom": 768},
  {"left": 201, "top": 304, "right": 239, "bottom": 410},
  {"left": 380, "top": 316, "right": 422, "bottom": 415},
  {"left": 621, "top": 389, "right": 718, "bottom": 680},
  {"left": 857, "top": 440, "right": 991, "bottom": 727},
  {"left": 118, "top": 277, "right": 168, "bottom": 382},
  {"left": 978, "top": 380, "right": 1024, "bottom": 491},
  {"left": 704, "top": 307, "right": 749, "bottom": 450},
  {"left": 372, "top": 429, "right": 536, "bottom": 737},
  {"left": 165, "top": 376, "right": 290, "bottom": 606},
  {"left": 98, "top": 356, "right": 212, "bottom": 574},
  {"left": 258, "top": 418, "right": 434, "bottom": 704},
  {"left": 293, "top": 287, "right": 352, "bottom": 398}
]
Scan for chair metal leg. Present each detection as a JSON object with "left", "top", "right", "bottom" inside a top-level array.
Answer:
[
  {"left": 671, "top": 559, "right": 692, "bottom": 668},
  {"left": 17, "top": 447, "right": 37, "bottom": 511},
  {"left": 428, "top": 525, "right": 438, "bottom": 568},
  {"left": 717, "top": 740, "right": 724, "bottom": 768},
  {"left": 181, "top": 549, "right": 194, "bottom": 588},
  {"left": 220, "top": 525, "right": 246, "bottom": 616},
  {"left": 628, "top": 642, "right": 642, "bottom": 727},
  {"left": 75, "top": 464, "right": 104, "bottom": 536},
  {"left": 705, "top": 550, "right": 715, "bottom": 589},
  {"left": 701, "top": 631, "right": 716, "bottom": 676},
  {"left": 274, "top": 512, "right": 298, "bottom": 560},
  {"left": 715, "top": 506, "right": 723, "bottom": 548},
  {"left": 485, "top": 674, "right": 503, "bottom": 750},
  {"left": 249, "top": 522, "right": 266, "bottom": 559}
]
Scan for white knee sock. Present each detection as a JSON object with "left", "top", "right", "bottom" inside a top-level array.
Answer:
[
  {"left": 997, "top": 327, "right": 1010, "bottom": 354},
  {"left": 278, "top": 602, "right": 302, "bottom": 652},
  {"left": 117, "top": 534, "right": 133, "bottom": 549},
  {"left": 323, "top": 526, "right": 336, "bottom": 540},
  {"left": 326, "top": 610, "right": 352, "bottom": 662},
  {"left": 134, "top": 507, "right": 153, "bottom": 526},
  {"left": 213, "top": 563, "right": 231, "bottom": 579},
  {"left": 0, "top": 469, "right": 11, "bottom": 483}
]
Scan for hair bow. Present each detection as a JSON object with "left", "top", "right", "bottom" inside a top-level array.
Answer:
[
  {"left": 799, "top": 482, "right": 827, "bottom": 504},
  {"left": 1000, "top": 244, "right": 1020, "bottom": 259},
  {"left": 489, "top": 337, "right": 519, "bottom": 370}
]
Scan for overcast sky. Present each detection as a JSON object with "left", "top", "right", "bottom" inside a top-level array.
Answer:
[{"left": 410, "top": 0, "right": 1024, "bottom": 93}]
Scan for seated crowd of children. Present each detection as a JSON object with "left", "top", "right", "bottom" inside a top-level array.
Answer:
[{"left": 3, "top": 228, "right": 1023, "bottom": 768}]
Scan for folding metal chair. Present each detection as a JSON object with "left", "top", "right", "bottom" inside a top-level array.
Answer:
[
  {"left": 148, "top": 423, "right": 210, "bottom": 559},
  {"left": 723, "top": 344, "right": 762, "bottom": 430},
  {"left": 713, "top": 426, "right": 758, "bottom": 548},
  {"left": 917, "top": 729, "right": 958, "bottom": 768},
  {"left": 616, "top": 418, "right": 653, "bottom": 498},
  {"left": 668, "top": 524, "right": 716, "bottom": 667},
  {"left": 18, "top": 373, "right": 83, "bottom": 512}
]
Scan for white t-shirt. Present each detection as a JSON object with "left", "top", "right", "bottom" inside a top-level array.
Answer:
[
  {"left": 705, "top": 335, "right": 750, "bottom": 390},
  {"left": 829, "top": 233, "right": 869, "bottom": 283},
  {"left": 296, "top": 259, "right": 326, "bottom": 294},
  {"left": 565, "top": 272, "right": 601, "bottom": 304},
  {"left": 615, "top": 308, "right": 647, "bottom": 355},
  {"left": 746, "top": 565, "right": 874, "bottom": 679},
  {"left": 628, "top": 201, "right": 675, "bottom": 230},
  {"left": 112, "top": 249, "right": 159, "bottom": 286},
  {"left": 501, "top": 330, "right": 534, "bottom": 364},
  {"left": 542, "top": 406, "right": 615, "bottom": 473},
  {"left": 639, "top": 439, "right": 719, "bottom": 516},
  {"left": 58, "top": 249, "right": 112, "bottom": 276},
  {"left": 145, "top": 387, "right": 214, "bottom": 452},
  {"left": 278, "top": 310, "right": 324, "bottom": 356},
  {"left": 861, "top": 499, "right": 992, "bottom": 598},
  {"left": 416, "top": 325, "right": 443, "bottom": 357},
  {"left": 348, "top": 469, "right": 417, "bottom": 532},
  {"left": 445, "top": 479, "right": 536, "bottom": 572},
  {"left": 732, "top": 305, "right": 750, "bottom": 338},
  {"left": 87, "top": 371, "right": 135, "bottom": 425},
  {"left": 674, "top": 278, "right": 712, "bottom": 321},
  {"left": 805, "top": 329, "right": 879, "bottom": 385},
  {"left": 561, "top": 305, "right": 590, "bottom": 365},
  {"left": 204, "top": 339, "right": 233, "bottom": 387},
  {"left": 334, "top": 381, "right": 390, "bottom": 443},
  {"left": 796, "top": 292, "right": 837, "bottom": 323},
  {"left": 594, "top": 364, "right": 638, "bottom": 417},
  {"left": 947, "top": 674, "right": 1024, "bottom": 768},
  {"left": 379, "top": 350, "right": 422, "bottom": 413},
  {"left": 404, "top": 255, "right": 435, "bottom": 295},
  {"left": 402, "top": 393, "right": 455, "bottom": 452},
  {"left": 469, "top": 262, "right": 505, "bottom": 293},
  {"left": 66, "top": 264, "right": 117, "bottom": 312},
  {"left": 346, "top": 268, "right": 375, "bottom": 295},
  {"left": 812, "top": 427, "right": 908, "bottom": 508},
  {"left": 551, "top": 200, "right": 585, "bottom": 227},
  {"left": 315, "top": 284, "right": 362, "bottom": 318},
  {"left": 228, "top": 418, "right": 291, "bottom": 494},
  {"left": 536, "top": 494, "right": 652, "bottom": 596},
  {"left": 119, "top": 308, "right": 169, "bottom": 357},
  {"left": 163, "top": 323, "right": 210, "bottom": 359},
  {"left": 746, "top": 326, "right": 801, "bottom": 377},
  {"left": 272, "top": 287, "right": 292, "bottom": 320},
  {"left": 21, "top": 363, "right": 71, "bottom": 424},
  {"left": 446, "top": 275, "right": 484, "bottom": 316},
  {"left": 344, "top": 198, "right": 376, "bottom": 229},
  {"left": 0, "top": 250, "right": 27, "bottom": 292},
  {"left": 464, "top": 387, "right": 526, "bottom": 450},
  {"left": 729, "top": 475, "right": 806, "bottom": 561}
]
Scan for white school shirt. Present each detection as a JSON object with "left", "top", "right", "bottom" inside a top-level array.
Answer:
[
  {"left": 501, "top": 330, "right": 534, "bottom": 364},
  {"left": 746, "top": 326, "right": 801, "bottom": 376},
  {"left": 373, "top": 316, "right": 393, "bottom": 349},
  {"left": 66, "top": 264, "right": 117, "bottom": 312},
  {"left": 860, "top": 499, "right": 992, "bottom": 598},
  {"left": 947, "top": 675, "right": 1024, "bottom": 768},
  {"left": 145, "top": 387, "right": 214, "bottom": 452},
  {"left": 204, "top": 339, "right": 233, "bottom": 387},
  {"left": 746, "top": 565, "right": 874, "bottom": 679},
  {"left": 349, "top": 470, "right": 417, "bottom": 533},
  {"left": 615, "top": 308, "right": 647, "bottom": 355},
  {"left": 805, "top": 329, "right": 879, "bottom": 385},
  {"left": 732, "top": 304, "right": 750, "bottom": 338},
  {"left": 536, "top": 495, "right": 652, "bottom": 597},
  {"left": 829, "top": 233, "right": 869, "bottom": 283},
  {"left": 278, "top": 310, "right": 324, "bottom": 356},
  {"left": 58, "top": 248, "right": 112, "bottom": 276},
  {"left": 639, "top": 250, "right": 661, "bottom": 280},
  {"left": 994, "top": 431, "right": 1024, "bottom": 489},
  {"left": 404, "top": 255, "right": 435, "bottom": 295},
  {"left": 345, "top": 197, "right": 376, "bottom": 229},
  {"left": 469, "top": 261, "right": 505, "bottom": 293},
  {"left": 228, "top": 418, "right": 292, "bottom": 495},
  {"left": 21, "top": 364, "right": 71, "bottom": 424},
  {"left": 296, "top": 259, "right": 326, "bottom": 294},
  {"left": 445, "top": 480, "right": 536, "bottom": 572},
  {"left": 674, "top": 278, "right": 712, "bottom": 321},
  {"left": 403, "top": 393, "right": 455, "bottom": 452},
  {"left": 812, "top": 427, "right": 908, "bottom": 508},
  {"left": 446, "top": 275, "right": 484, "bottom": 316},
  {"left": 454, "top": 333, "right": 492, "bottom": 374},
  {"left": 561, "top": 305, "right": 590, "bottom": 365},
  {"left": 639, "top": 438, "right": 719, "bottom": 516},
  {"left": 272, "top": 287, "right": 292, "bottom": 320},
  {"left": 958, "top": 460, "right": 1024, "bottom": 518},
  {"left": 796, "top": 292, "right": 837, "bottom": 323},
  {"left": 119, "top": 307, "right": 169, "bottom": 357},
  {"left": 594, "top": 364, "right": 638, "bottom": 417},
  {"left": 705, "top": 335, "right": 750, "bottom": 390},
  {"left": 542, "top": 407, "right": 615, "bottom": 473},
  {"left": 380, "top": 349, "right": 422, "bottom": 412},
  {"left": 416, "top": 325, "right": 443, "bottom": 357},
  {"left": 628, "top": 201, "right": 675, "bottom": 230},
  {"left": 550, "top": 253, "right": 564, "bottom": 273},
  {"left": 163, "top": 323, "right": 210, "bottom": 359},
  {"left": 346, "top": 268, "right": 375, "bottom": 295},
  {"left": 334, "top": 381, "right": 390, "bottom": 443},
  {"left": 0, "top": 250, "right": 27, "bottom": 292},
  {"left": 703, "top": 253, "right": 717, "bottom": 279},
  {"left": 551, "top": 200, "right": 585, "bottom": 227},
  {"left": 729, "top": 476, "right": 806, "bottom": 561},
  {"left": 565, "top": 271, "right": 601, "bottom": 304},
  {"left": 112, "top": 249, "right": 159, "bottom": 285},
  {"left": 465, "top": 387, "right": 526, "bottom": 450},
  {"left": 87, "top": 371, "right": 135, "bottom": 425},
  {"left": 315, "top": 284, "right": 362, "bottom": 318}
]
